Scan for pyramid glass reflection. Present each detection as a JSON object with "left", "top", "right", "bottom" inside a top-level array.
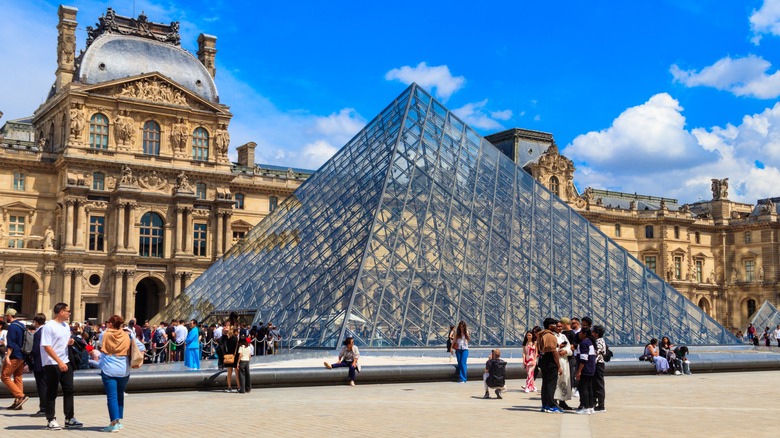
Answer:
[
  {"left": 157, "top": 84, "right": 738, "bottom": 347},
  {"left": 746, "top": 300, "right": 780, "bottom": 335}
]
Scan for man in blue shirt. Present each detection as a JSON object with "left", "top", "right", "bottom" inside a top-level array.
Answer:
[{"left": 1, "top": 308, "right": 29, "bottom": 410}]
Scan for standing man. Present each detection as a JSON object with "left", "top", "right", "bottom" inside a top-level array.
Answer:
[
  {"left": 41, "top": 303, "right": 83, "bottom": 430},
  {"left": 2, "top": 308, "right": 29, "bottom": 410},
  {"left": 29, "top": 313, "right": 48, "bottom": 417},
  {"left": 775, "top": 324, "right": 780, "bottom": 348},
  {"left": 174, "top": 320, "right": 187, "bottom": 362},
  {"left": 538, "top": 318, "right": 563, "bottom": 413}
]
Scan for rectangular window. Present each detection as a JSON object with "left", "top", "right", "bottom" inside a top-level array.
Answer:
[
  {"left": 89, "top": 216, "right": 105, "bottom": 251},
  {"left": 674, "top": 257, "right": 682, "bottom": 280},
  {"left": 614, "top": 224, "right": 621, "bottom": 237},
  {"left": 645, "top": 225, "right": 654, "bottom": 239},
  {"left": 13, "top": 172, "right": 25, "bottom": 191},
  {"left": 232, "top": 231, "right": 245, "bottom": 242},
  {"left": 193, "top": 223, "right": 207, "bottom": 257},
  {"left": 695, "top": 260, "right": 703, "bottom": 283},
  {"left": 745, "top": 231, "right": 752, "bottom": 244},
  {"left": 745, "top": 260, "right": 755, "bottom": 283},
  {"left": 8, "top": 215, "right": 25, "bottom": 248},
  {"left": 644, "top": 256, "right": 657, "bottom": 274},
  {"left": 269, "top": 196, "right": 278, "bottom": 213}
]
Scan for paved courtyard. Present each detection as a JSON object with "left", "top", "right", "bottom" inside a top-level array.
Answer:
[{"left": 2, "top": 370, "right": 778, "bottom": 437}]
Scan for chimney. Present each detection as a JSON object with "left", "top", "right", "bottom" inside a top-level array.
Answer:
[
  {"left": 55, "top": 5, "right": 78, "bottom": 92},
  {"left": 197, "top": 33, "right": 217, "bottom": 78},
  {"left": 236, "top": 142, "right": 257, "bottom": 167}
]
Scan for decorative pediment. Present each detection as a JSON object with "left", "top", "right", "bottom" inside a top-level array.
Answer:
[
  {"left": 231, "top": 219, "right": 253, "bottom": 229},
  {"left": 692, "top": 252, "right": 708, "bottom": 259},
  {"left": 81, "top": 73, "right": 225, "bottom": 113},
  {"left": 1, "top": 201, "right": 35, "bottom": 212},
  {"left": 671, "top": 248, "right": 687, "bottom": 256}
]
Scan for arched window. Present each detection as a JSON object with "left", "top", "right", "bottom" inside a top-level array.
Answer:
[
  {"left": 13, "top": 171, "right": 25, "bottom": 191},
  {"left": 269, "top": 196, "right": 278, "bottom": 213},
  {"left": 746, "top": 299, "right": 757, "bottom": 317},
  {"left": 192, "top": 127, "right": 209, "bottom": 161},
  {"left": 139, "top": 212, "right": 164, "bottom": 258},
  {"left": 93, "top": 172, "right": 105, "bottom": 191},
  {"left": 142, "top": 120, "right": 161, "bottom": 155},
  {"left": 673, "top": 226, "right": 680, "bottom": 239},
  {"left": 698, "top": 297, "right": 711, "bottom": 314},
  {"left": 234, "top": 193, "right": 245, "bottom": 209},
  {"left": 89, "top": 113, "right": 109, "bottom": 149},
  {"left": 694, "top": 231, "right": 701, "bottom": 244},
  {"left": 549, "top": 176, "right": 560, "bottom": 196},
  {"left": 196, "top": 183, "right": 207, "bottom": 200}
]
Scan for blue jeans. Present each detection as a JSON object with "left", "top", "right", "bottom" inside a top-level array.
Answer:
[
  {"left": 331, "top": 360, "right": 357, "bottom": 381},
  {"left": 456, "top": 349, "right": 469, "bottom": 382},
  {"left": 101, "top": 373, "right": 129, "bottom": 422}
]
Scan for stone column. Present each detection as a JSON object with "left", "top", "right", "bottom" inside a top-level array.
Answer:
[
  {"left": 115, "top": 203, "right": 126, "bottom": 251},
  {"left": 113, "top": 270, "right": 124, "bottom": 316},
  {"left": 124, "top": 270, "right": 136, "bottom": 321},
  {"left": 215, "top": 212, "right": 223, "bottom": 257},
  {"left": 40, "top": 268, "right": 54, "bottom": 314},
  {"left": 75, "top": 200, "right": 86, "bottom": 248},
  {"left": 182, "top": 272, "right": 192, "bottom": 292},
  {"left": 173, "top": 272, "right": 182, "bottom": 299},
  {"left": 183, "top": 208, "right": 192, "bottom": 253},
  {"left": 224, "top": 212, "right": 233, "bottom": 251},
  {"left": 72, "top": 269, "right": 83, "bottom": 322},
  {"left": 62, "top": 269, "right": 72, "bottom": 313},
  {"left": 64, "top": 200, "right": 74, "bottom": 249},
  {"left": 126, "top": 204, "right": 138, "bottom": 252},
  {"left": 174, "top": 207, "right": 183, "bottom": 255}
]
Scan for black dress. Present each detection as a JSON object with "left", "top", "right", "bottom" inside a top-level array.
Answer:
[{"left": 224, "top": 335, "right": 239, "bottom": 369}]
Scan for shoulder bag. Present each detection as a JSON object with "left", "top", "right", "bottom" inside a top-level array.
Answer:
[
  {"left": 223, "top": 339, "right": 239, "bottom": 365},
  {"left": 130, "top": 335, "right": 144, "bottom": 369}
]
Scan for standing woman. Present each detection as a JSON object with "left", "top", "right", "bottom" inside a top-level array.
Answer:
[
  {"left": 223, "top": 328, "right": 239, "bottom": 392},
  {"left": 446, "top": 325, "right": 455, "bottom": 362},
  {"left": 522, "top": 331, "right": 537, "bottom": 393},
  {"left": 98, "top": 315, "right": 132, "bottom": 432},
  {"left": 184, "top": 319, "right": 200, "bottom": 370},
  {"left": 453, "top": 321, "right": 469, "bottom": 383}
]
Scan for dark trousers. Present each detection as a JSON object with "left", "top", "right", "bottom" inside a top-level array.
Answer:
[
  {"left": 44, "top": 363, "right": 74, "bottom": 422},
  {"left": 539, "top": 353, "right": 558, "bottom": 408},
  {"left": 238, "top": 361, "right": 251, "bottom": 393},
  {"left": 33, "top": 370, "right": 47, "bottom": 411},
  {"left": 593, "top": 363, "right": 605, "bottom": 408},
  {"left": 568, "top": 356, "right": 577, "bottom": 391},
  {"left": 331, "top": 360, "right": 356, "bottom": 381},
  {"left": 578, "top": 374, "right": 595, "bottom": 409}
]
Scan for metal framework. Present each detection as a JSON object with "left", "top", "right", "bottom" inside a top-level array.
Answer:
[{"left": 156, "top": 85, "right": 738, "bottom": 347}]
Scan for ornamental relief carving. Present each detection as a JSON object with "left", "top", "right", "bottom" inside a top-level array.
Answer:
[
  {"left": 117, "top": 79, "right": 188, "bottom": 105},
  {"left": 137, "top": 170, "right": 171, "bottom": 192},
  {"left": 114, "top": 110, "right": 135, "bottom": 148}
]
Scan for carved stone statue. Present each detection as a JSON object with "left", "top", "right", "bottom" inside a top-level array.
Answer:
[
  {"left": 120, "top": 164, "right": 135, "bottom": 186},
  {"left": 69, "top": 105, "right": 85, "bottom": 139},
  {"left": 679, "top": 203, "right": 690, "bottom": 213},
  {"left": 759, "top": 266, "right": 764, "bottom": 281},
  {"left": 761, "top": 199, "right": 775, "bottom": 215},
  {"left": 214, "top": 126, "right": 230, "bottom": 157},
  {"left": 629, "top": 200, "right": 636, "bottom": 210},
  {"left": 114, "top": 111, "right": 135, "bottom": 145},
  {"left": 659, "top": 199, "right": 667, "bottom": 210},
  {"left": 582, "top": 187, "right": 594, "bottom": 204},
  {"left": 170, "top": 119, "right": 189, "bottom": 153},
  {"left": 711, "top": 178, "right": 729, "bottom": 200},
  {"left": 44, "top": 226, "right": 55, "bottom": 249},
  {"left": 175, "top": 171, "right": 193, "bottom": 193},
  {"left": 118, "top": 80, "right": 187, "bottom": 105}
]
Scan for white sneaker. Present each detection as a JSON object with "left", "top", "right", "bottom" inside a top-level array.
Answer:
[
  {"left": 575, "top": 408, "right": 590, "bottom": 415},
  {"left": 674, "top": 370, "right": 682, "bottom": 375},
  {"left": 588, "top": 408, "right": 595, "bottom": 414},
  {"left": 47, "top": 419, "right": 62, "bottom": 431},
  {"left": 573, "top": 389, "right": 580, "bottom": 398}
]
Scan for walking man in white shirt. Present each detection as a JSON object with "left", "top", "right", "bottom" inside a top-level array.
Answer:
[
  {"left": 41, "top": 303, "right": 82, "bottom": 430},
  {"left": 774, "top": 325, "right": 780, "bottom": 348}
]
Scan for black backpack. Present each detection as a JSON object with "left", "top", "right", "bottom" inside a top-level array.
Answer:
[{"left": 486, "top": 359, "right": 506, "bottom": 387}]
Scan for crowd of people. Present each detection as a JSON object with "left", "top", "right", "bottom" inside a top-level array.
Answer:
[
  {"left": 739, "top": 323, "right": 780, "bottom": 347},
  {"left": 447, "top": 316, "right": 611, "bottom": 415}
]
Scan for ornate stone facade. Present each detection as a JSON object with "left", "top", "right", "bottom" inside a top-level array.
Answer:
[{"left": 0, "top": 6, "right": 311, "bottom": 324}]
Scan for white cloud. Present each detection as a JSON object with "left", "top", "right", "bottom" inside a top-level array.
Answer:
[
  {"left": 750, "top": 0, "right": 780, "bottom": 44},
  {"left": 564, "top": 94, "right": 780, "bottom": 203},
  {"left": 452, "top": 99, "right": 512, "bottom": 131},
  {"left": 671, "top": 55, "right": 780, "bottom": 98},
  {"left": 384, "top": 62, "right": 465, "bottom": 101}
]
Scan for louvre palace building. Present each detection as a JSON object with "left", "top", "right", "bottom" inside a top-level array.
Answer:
[{"left": 0, "top": 6, "right": 776, "bottom": 334}]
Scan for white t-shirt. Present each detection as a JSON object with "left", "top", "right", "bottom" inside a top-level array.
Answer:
[
  {"left": 213, "top": 326, "right": 223, "bottom": 340},
  {"left": 41, "top": 319, "right": 72, "bottom": 366},
  {"left": 0, "top": 329, "right": 7, "bottom": 346},
  {"left": 174, "top": 325, "right": 187, "bottom": 344},
  {"left": 774, "top": 328, "right": 780, "bottom": 341}
]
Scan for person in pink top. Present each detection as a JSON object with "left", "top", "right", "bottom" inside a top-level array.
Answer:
[{"left": 523, "top": 330, "right": 538, "bottom": 393}]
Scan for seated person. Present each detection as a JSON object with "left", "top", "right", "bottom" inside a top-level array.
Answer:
[
  {"left": 645, "top": 338, "right": 669, "bottom": 374},
  {"left": 87, "top": 344, "right": 101, "bottom": 369},
  {"left": 659, "top": 337, "right": 682, "bottom": 375},
  {"left": 483, "top": 349, "right": 507, "bottom": 399},
  {"left": 673, "top": 346, "right": 692, "bottom": 375}
]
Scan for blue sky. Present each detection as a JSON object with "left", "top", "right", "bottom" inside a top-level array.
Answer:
[{"left": 3, "top": 1, "right": 780, "bottom": 204}]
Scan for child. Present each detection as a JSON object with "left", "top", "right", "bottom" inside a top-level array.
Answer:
[{"left": 237, "top": 337, "right": 253, "bottom": 394}]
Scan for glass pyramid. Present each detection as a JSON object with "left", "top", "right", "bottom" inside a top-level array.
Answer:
[
  {"left": 747, "top": 300, "right": 780, "bottom": 335},
  {"left": 157, "top": 84, "right": 738, "bottom": 347}
]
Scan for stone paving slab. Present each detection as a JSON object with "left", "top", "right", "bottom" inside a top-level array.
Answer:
[{"left": 2, "top": 370, "right": 779, "bottom": 437}]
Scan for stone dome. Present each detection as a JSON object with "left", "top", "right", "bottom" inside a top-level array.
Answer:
[{"left": 77, "top": 33, "right": 218, "bottom": 102}]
